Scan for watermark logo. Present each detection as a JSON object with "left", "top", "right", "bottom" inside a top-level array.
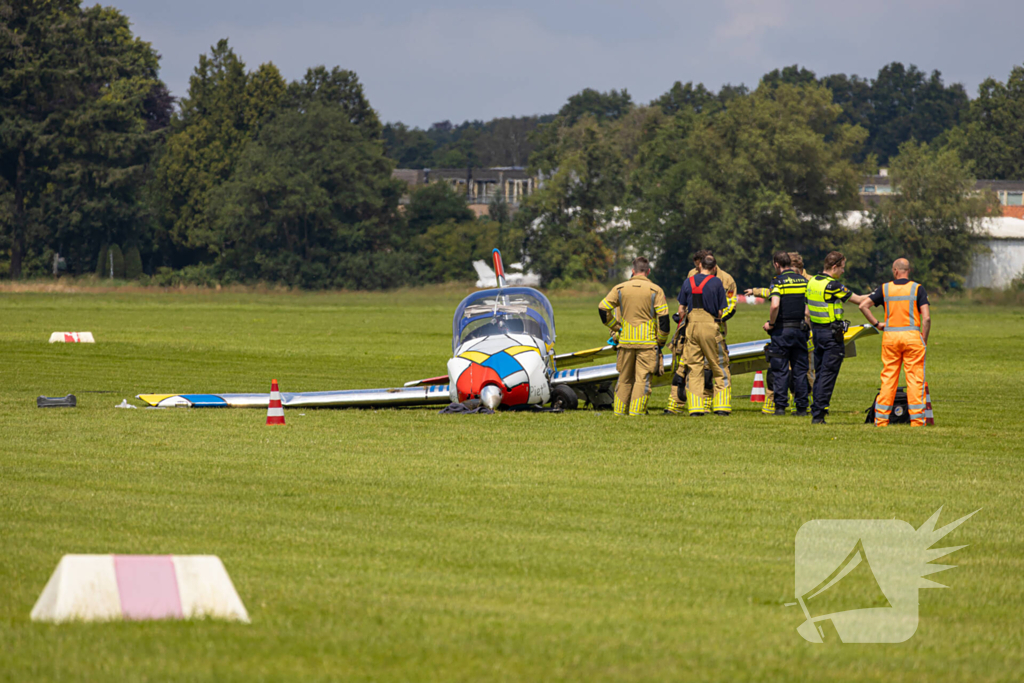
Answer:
[{"left": 788, "top": 507, "right": 978, "bottom": 643}]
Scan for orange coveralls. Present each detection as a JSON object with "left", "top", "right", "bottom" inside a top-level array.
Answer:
[{"left": 874, "top": 281, "right": 927, "bottom": 427}]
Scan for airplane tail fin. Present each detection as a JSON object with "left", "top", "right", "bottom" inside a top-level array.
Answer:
[
  {"left": 472, "top": 260, "right": 494, "bottom": 285},
  {"left": 492, "top": 249, "right": 507, "bottom": 288}
]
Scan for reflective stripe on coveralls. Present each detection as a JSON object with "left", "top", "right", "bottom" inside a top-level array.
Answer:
[
  {"left": 683, "top": 276, "right": 729, "bottom": 414},
  {"left": 875, "top": 281, "right": 927, "bottom": 426}
]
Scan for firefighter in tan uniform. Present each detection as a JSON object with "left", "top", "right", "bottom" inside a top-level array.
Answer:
[
  {"left": 598, "top": 257, "right": 670, "bottom": 416},
  {"left": 666, "top": 250, "right": 736, "bottom": 414},
  {"left": 676, "top": 254, "right": 730, "bottom": 415},
  {"left": 686, "top": 249, "right": 737, "bottom": 412}
]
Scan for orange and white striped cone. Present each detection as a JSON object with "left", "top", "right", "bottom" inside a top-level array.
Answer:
[
  {"left": 266, "top": 379, "right": 285, "bottom": 425},
  {"left": 750, "top": 371, "right": 766, "bottom": 403},
  {"left": 924, "top": 382, "right": 934, "bottom": 426}
]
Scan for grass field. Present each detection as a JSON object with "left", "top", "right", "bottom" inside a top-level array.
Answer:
[{"left": 1, "top": 286, "right": 1022, "bottom": 681}]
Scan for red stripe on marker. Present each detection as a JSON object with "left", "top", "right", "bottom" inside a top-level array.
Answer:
[{"left": 114, "top": 555, "right": 183, "bottom": 620}]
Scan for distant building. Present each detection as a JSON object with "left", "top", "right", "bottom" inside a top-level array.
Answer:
[
  {"left": 859, "top": 172, "right": 1024, "bottom": 219},
  {"left": 392, "top": 167, "right": 538, "bottom": 217}
]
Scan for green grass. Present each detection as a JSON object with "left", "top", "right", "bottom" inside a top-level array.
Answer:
[{"left": 1, "top": 287, "right": 1022, "bottom": 681}]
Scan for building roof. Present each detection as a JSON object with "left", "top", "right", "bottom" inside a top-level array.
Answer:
[
  {"left": 975, "top": 180, "right": 1024, "bottom": 192},
  {"left": 835, "top": 211, "right": 1024, "bottom": 239}
]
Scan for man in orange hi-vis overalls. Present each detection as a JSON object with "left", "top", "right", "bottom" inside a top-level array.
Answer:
[{"left": 858, "top": 258, "right": 932, "bottom": 426}]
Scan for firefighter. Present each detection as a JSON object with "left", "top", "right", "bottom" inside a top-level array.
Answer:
[
  {"left": 598, "top": 257, "right": 670, "bottom": 416},
  {"left": 858, "top": 258, "right": 931, "bottom": 427},
  {"left": 764, "top": 252, "right": 810, "bottom": 416},
  {"left": 686, "top": 249, "right": 737, "bottom": 412},
  {"left": 806, "top": 251, "right": 870, "bottom": 424},
  {"left": 677, "top": 254, "right": 729, "bottom": 415}
]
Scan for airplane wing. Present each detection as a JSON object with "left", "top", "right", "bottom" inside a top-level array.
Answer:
[
  {"left": 553, "top": 345, "right": 618, "bottom": 369},
  {"left": 553, "top": 325, "right": 879, "bottom": 405},
  {"left": 138, "top": 326, "right": 878, "bottom": 409},
  {"left": 137, "top": 384, "right": 453, "bottom": 409}
]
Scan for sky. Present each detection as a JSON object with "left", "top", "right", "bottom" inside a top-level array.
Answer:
[{"left": 114, "top": 0, "right": 1022, "bottom": 129}]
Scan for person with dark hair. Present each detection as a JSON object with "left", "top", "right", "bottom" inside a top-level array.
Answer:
[
  {"left": 676, "top": 248, "right": 738, "bottom": 413},
  {"left": 674, "top": 254, "right": 730, "bottom": 415},
  {"left": 764, "top": 251, "right": 810, "bottom": 416},
  {"left": 806, "top": 251, "right": 870, "bottom": 424},
  {"left": 598, "top": 256, "right": 670, "bottom": 416},
  {"left": 859, "top": 258, "right": 931, "bottom": 427}
]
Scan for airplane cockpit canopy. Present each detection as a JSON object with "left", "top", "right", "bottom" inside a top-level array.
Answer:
[{"left": 453, "top": 287, "right": 555, "bottom": 353}]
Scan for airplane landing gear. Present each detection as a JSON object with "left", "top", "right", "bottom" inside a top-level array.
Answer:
[{"left": 550, "top": 384, "right": 579, "bottom": 411}]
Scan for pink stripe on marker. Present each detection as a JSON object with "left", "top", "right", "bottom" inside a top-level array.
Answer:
[{"left": 113, "top": 555, "right": 183, "bottom": 620}]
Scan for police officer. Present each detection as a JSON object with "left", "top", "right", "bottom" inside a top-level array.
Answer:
[
  {"left": 787, "top": 252, "right": 816, "bottom": 393},
  {"left": 764, "top": 252, "right": 810, "bottom": 416},
  {"left": 686, "top": 249, "right": 737, "bottom": 412},
  {"left": 805, "top": 251, "right": 869, "bottom": 424},
  {"left": 745, "top": 251, "right": 814, "bottom": 413},
  {"left": 598, "top": 257, "right": 670, "bottom": 416},
  {"left": 677, "top": 254, "right": 730, "bottom": 415}
]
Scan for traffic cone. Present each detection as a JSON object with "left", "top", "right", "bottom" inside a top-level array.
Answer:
[
  {"left": 924, "top": 382, "right": 934, "bottom": 426},
  {"left": 266, "top": 379, "right": 285, "bottom": 425},
  {"left": 750, "top": 371, "right": 766, "bottom": 403}
]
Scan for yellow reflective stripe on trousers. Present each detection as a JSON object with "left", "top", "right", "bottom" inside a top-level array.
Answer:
[
  {"left": 713, "top": 387, "right": 731, "bottom": 412},
  {"left": 629, "top": 396, "right": 649, "bottom": 416},
  {"left": 613, "top": 395, "right": 627, "bottom": 415}
]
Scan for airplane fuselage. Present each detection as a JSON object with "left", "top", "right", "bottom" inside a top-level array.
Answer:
[{"left": 447, "top": 333, "right": 552, "bottom": 408}]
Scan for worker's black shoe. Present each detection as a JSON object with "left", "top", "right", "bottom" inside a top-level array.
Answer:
[
  {"left": 690, "top": 412, "right": 705, "bottom": 417},
  {"left": 714, "top": 411, "right": 730, "bottom": 416},
  {"left": 811, "top": 417, "right": 826, "bottom": 424},
  {"left": 662, "top": 409, "right": 682, "bottom": 416},
  {"left": 773, "top": 408, "right": 787, "bottom": 416},
  {"left": 793, "top": 410, "right": 809, "bottom": 417}
]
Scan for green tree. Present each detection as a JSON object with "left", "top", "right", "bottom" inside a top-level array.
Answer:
[
  {"left": 405, "top": 181, "right": 474, "bottom": 236},
  {"left": 558, "top": 88, "right": 633, "bottom": 125},
  {"left": 865, "top": 63, "right": 968, "bottom": 164},
  {"left": 631, "top": 82, "right": 867, "bottom": 289},
  {"left": 944, "top": 65, "right": 1024, "bottom": 180},
  {"left": 124, "top": 243, "right": 143, "bottom": 279},
  {"left": 522, "top": 115, "right": 625, "bottom": 285},
  {"left": 864, "top": 142, "right": 995, "bottom": 291},
  {"left": 0, "top": 1, "right": 170, "bottom": 278},
  {"left": 95, "top": 244, "right": 109, "bottom": 277},
  {"left": 150, "top": 40, "right": 286, "bottom": 261},
  {"left": 761, "top": 64, "right": 819, "bottom": 88},
  {"left": 209, "top": 102, "right": 405, "bottom": 288},
  {"left": 651, "top": 81, "right": 719, "bottom": 116},
  {"left": 417, "top": 220, "right": 522, "bottom": 283},
  {"left": 286, "top": 66, "right": 380, "bottom": 138},
  {"left": 383, "top": 122, "right": 436, "bottom": 168}
]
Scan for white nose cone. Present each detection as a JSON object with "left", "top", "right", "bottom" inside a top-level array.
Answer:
[{"left": 480, "top": 385, "right": 503, "bottom": 410}]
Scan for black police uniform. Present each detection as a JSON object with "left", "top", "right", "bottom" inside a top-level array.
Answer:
[
  {"left": 806, "top": 274, "right": 855, "bottom": 422},
  {"left": 766, "top": 269, "right": 810, "bottom": 413}
]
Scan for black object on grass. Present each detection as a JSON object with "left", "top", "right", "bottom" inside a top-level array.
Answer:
[{"left": 37, "top": 395, "right": 77, "bottom": 408}]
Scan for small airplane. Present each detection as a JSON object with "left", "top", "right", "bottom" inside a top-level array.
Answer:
[{"left": 137, "top": 250, "right": 877, "bottom": 410}]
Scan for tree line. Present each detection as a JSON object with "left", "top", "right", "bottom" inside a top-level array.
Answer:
[{"left": 2, "top": 1, "right": 1021, "bottom": 290}]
